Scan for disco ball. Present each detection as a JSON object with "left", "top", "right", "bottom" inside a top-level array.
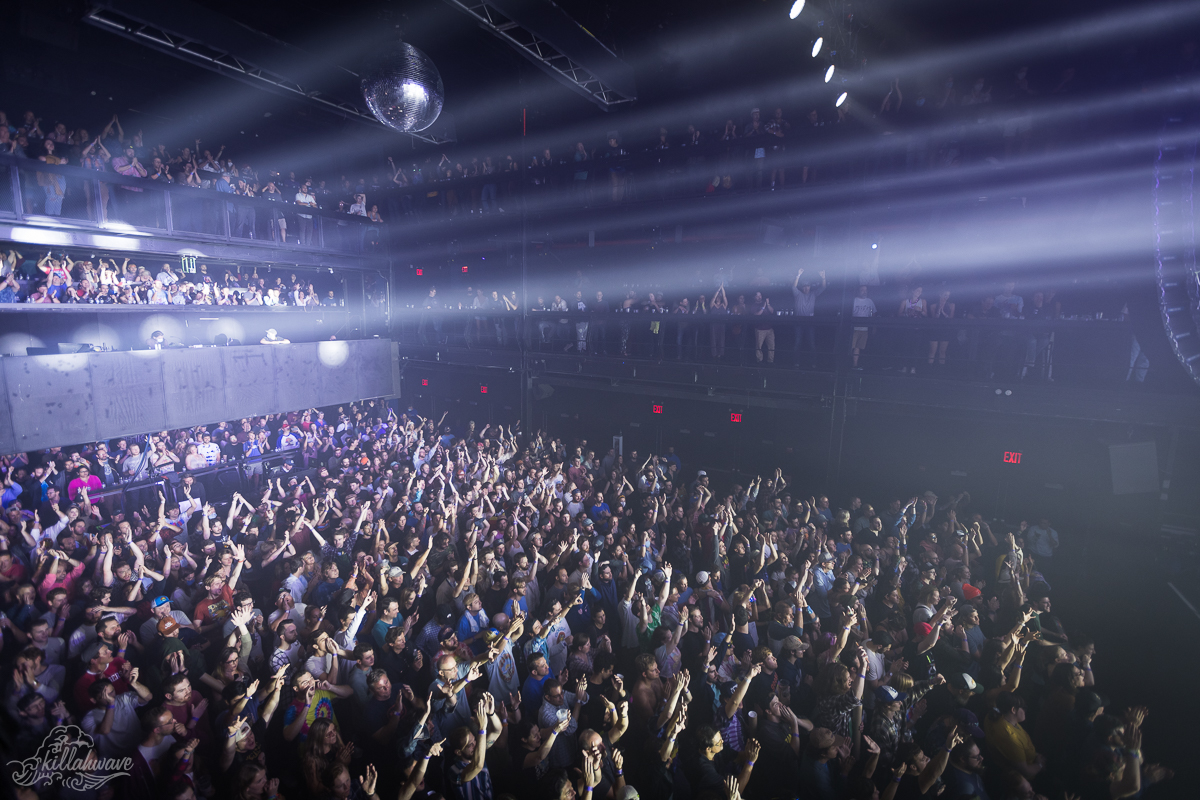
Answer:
[{"left": 361, "top": 43, "right": 444, "bottom": 133}]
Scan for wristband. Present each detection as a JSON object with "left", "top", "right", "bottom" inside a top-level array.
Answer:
[
  {"left": 616, "top": 770, "right": 623, "bottom": 776},
  {"left": 858, "top": 674, "right": 867, "bottom": 680},
  {"left": 1126, "top": 749, "right": 1141, "bottom": 758},
  {"left": 423, "top": 754, "right": 432, "bottom": 760},
  {"left": 479, "top": 729, "right": 486, "bottom": 736},
  {"left": 944, "top": 747, "right": 953, "bottom": 754},
  {"left": 747, "top": 761, "right": 755, "bottom": 767},
  {"left": 894, "top": 777, "right": 903, "bottom": 784},
  {"left": 1084, "top": 667, "right": 1092, "bottom": 671}
]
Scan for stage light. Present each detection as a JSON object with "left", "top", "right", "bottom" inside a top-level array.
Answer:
[
  {"left": 789, "top": 1, "right": 805, "bottom": 19},
  {"left": 836, "top": 92, "right": 848, "bottom": 107},
  {"left": 811, "top": 38, "right": 823, "bottom": 57},
  {"left": 824, "top": 65, "right": 835, "bottom": 83},
  {"left": 871, "top": 243, "right": 878, "bottom": 249}
]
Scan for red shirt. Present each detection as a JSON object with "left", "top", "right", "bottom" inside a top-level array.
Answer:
[
  {"left": 194, "top": 585, "right": 235, "bottom": 628},
  {"left": 74, "top": 657, "right": 130, "bottom": 711}
]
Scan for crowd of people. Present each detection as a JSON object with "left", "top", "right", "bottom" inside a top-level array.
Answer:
[
  {"left": 1, "top": 111, "right": 383, "bottom": 249},
  {"left": 7, "top": 48, "right": 1197, "bottom": 230},
  {"left": 413, "top": 268, "right": 1140, "bottom": 383},
  {"left": 0, "top": 249, "right": 342, "bottom": 309},
  {"left": 0, "top": 400, "right": 1173, "bottom": 800}
]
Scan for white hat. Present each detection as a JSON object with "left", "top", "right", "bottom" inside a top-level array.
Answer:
[{"left": 696, "top": 571, "right": 710, "bottom": 586}]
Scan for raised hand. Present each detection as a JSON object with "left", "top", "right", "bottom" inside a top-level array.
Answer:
[
  {"left": 360, "top": 764, "right": 378, "bottom": 796},
  {"left": 475, "top": 698, "right": 488, "bottom": 727}
]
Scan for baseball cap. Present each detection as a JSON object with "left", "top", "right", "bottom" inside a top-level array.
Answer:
[
  {"left": 388, "top": 567, "right": 405, "bottom": 579},
  {"left": 697, "top": 470, "right": 707, "bottom": 477},
  {"left": 151, "top": 596, "right": 171, "bottom": 608},
  {"left": 948, "top": 673, "right": 984, "bottom": 695},
  {"left": 962, "top": 584, "right": 982, "bottom": 601},
  {"left": 438, "top": 626, "right": 457, "bottom": 643},
  {"left": 696, "top": 571, "right": 710, "bottom": 586},
  {"left": 954, "top": 708, "right": 986, "bottom": 737},
  {"left": 619, "top": 788, "right": 640, "bottom": 800},
  {"left": 819, "top": 551, "right": 835, "bottom": 563},
  {"left": 914, "top": 622, "right": 934, "bottom": 637},
  {"left": 875, "top": 685, "right": 907, "bottom": 704},
  {"left": 157, "top": 616, "right": 181, "bottom": 636}
]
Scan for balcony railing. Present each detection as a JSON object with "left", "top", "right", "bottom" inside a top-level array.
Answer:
[
  {"left": 1, "top": 155, "right": 386, "bottom": 257},
  {"left": 395, "top": 309, "right": 1141, "bottom": 388}
]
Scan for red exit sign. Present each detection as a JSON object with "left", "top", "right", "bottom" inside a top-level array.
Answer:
[
  {"left": 730, "top": 412, "right": 742, "bottom": 423},
  {"left": 480, "top": 385, "right": 488, "bottom": 394},
  {"left": 461, "top": 266, "right": 468, "bottom": 273},
  {"left": 415, "top": 268, "right": 423, "bottom": 276},
  {"left": 1003, "top": 451, "right": 1022, "bottom": 464},
  {"left": 421, "top": 379, "right": 429, "bottom": 386},
  {"left": 652, "top": 404, "right": 663, "bottom": 414}
]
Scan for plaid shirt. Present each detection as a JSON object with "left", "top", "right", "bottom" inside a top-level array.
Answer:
[{"left": 447, "top": 757, "right": 493, "bottom": 800}]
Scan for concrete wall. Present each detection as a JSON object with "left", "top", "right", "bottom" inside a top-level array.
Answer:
[{"left": 0, "top": 339, "right": 399, "bottom": 453}]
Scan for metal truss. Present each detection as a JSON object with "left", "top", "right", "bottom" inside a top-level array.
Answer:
[
  {"left": 443, "top": 0, "right": 635, "bottom": 109},
  {"left": 82, "top": 5, "right": 454, "bottom": 144},
  {"left": 1155, "top": 106, "right": 1200, "bottom": 387}
]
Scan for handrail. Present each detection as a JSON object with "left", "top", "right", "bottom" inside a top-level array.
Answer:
[{"left": 1, "top": 153, "right": 381, "bottom": 226}]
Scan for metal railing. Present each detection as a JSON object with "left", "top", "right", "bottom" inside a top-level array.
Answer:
[
  {"left": 1, "top": 155, "right": 387, "bottom": 257},
  {"left": 82, "top": 447, "right": 305, "bottom": 519},
  {"left": 395, "top": 309, "right": 1140, "bottom": 386}
]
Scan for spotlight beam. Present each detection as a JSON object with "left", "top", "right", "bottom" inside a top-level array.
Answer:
[{"left": 434, "top": 1, "right": 1200, "bottom": 170}]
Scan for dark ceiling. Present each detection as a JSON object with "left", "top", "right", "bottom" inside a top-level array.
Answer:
[{"left": 2, "top": 0, "right": 1192, "bottom": 179}]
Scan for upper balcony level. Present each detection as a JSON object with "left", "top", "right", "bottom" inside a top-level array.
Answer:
[{"left": 0, "top": 155, "right": 388, "bottom": 271}]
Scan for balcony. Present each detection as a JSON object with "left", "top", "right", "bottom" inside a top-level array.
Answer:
[{"left": 0, "top": 155, "right": 387, "bottom": 269}]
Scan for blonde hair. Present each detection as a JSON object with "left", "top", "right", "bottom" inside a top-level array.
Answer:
[{"left": 891, "top": 672, "right": 914, "bottom": 693}]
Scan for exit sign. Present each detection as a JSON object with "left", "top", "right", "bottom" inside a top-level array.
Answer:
[
  {"left": 1003, "top": 451, "right": 1022, "bottom": 464},
  {"left": 415, "top": 268, "right": 423, "bottom": 276},
  {"left": 730, "top": 412, "right": 742, "bottom": 423},
  {"left": 480, "top": 385, "right": 488, "bottom": 394},
  {"left": 421, "top": 379, "right": 429, "bottom": 386},
  {"left": 652, "top": 404, "right": 663, "bottom": 414},
  {"left": 461, "top": 266, "right": 468, "bottom": 273}
]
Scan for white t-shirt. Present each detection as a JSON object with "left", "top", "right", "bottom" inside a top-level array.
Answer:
[
  {"left": 852, "top": 297, "right": 877, "bottom": 330},
  {"left": 545, "top": 618, "right": 572, "bottom": 675},
  {"left": 295, "top": 192, "right": 316, "bottom": 218},
  {"left": 488, "top": 638, "right": 520, "bottom": 700},
  {"left": 138, "top": 735, "right": 177, "bottom": 776},
  {"left": 864, "top": 648, "right": 886, "bottom": 681},
  {"left": 82, "top": 690, "right": 146, "bottom": 758}
]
